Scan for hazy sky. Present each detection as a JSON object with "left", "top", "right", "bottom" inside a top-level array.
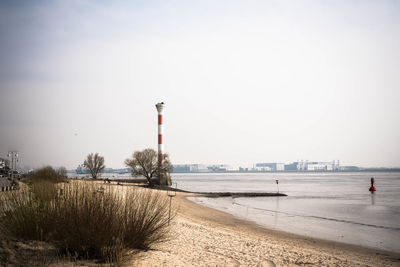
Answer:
[{"left": 0, "top": 0, "right": 399, "bottom": 169}]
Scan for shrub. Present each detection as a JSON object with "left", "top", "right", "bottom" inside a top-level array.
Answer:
[
  {"left": 0, "top": 188, "right": 40, "bottom": 240},
  {"left": 0, "top": 181, "right": 58, "bottom": 241},
  {"left": 25, "top": 166, "right": 67, "bottom": 184},
  {"left": 0, "top": 181, "right": 171, "bottom": 263}
]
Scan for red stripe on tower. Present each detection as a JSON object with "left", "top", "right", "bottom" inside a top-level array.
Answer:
[
  {"left": 158, "top": 134, "right": 163, "bottom": 144},
  {"left": 155, "top": 102, "right": 165, "bottom": 164}
]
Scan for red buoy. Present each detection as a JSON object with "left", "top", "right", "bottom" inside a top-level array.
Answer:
[{"left": 369, "top": 177, "right": 376, "bottom": 192}]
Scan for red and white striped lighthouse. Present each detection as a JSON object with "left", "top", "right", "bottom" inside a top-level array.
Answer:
[{"left": 155, "top": 102, "right": 165, "bottom": 165}]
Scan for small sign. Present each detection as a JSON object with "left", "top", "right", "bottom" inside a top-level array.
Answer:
[
  {"left": 167, "top": 182, "right": 177, "bottom": 197},
  {"left": 167, "top": 182, "right": 177, "bottom": 225}
]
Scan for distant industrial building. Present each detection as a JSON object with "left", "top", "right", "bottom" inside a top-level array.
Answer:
[
  {"left": 284, "top": 162, "right": 298, "bottom": 171},
  {"left": 0, "top": 158, "right": 7, "bottom": 169},
  {"left": 172, "top": 164, "right": 235, "bottom": 173},
  {"left": 255, "top": 163, "right": 284, "bottom": 171},
  {"left": 173, "top": 160, "right": 341, "bottom": 173},
  {"left": 0, "top": 157, "right": 10, "bottom": 177},
  {"left": 284, "top": 160, "right": 340, "bottom": 171},
  {"left": 172, "top": 164, "right": 190, "bottom": 173},
  {"left": 172, "top": 164, "right": 209, "bottom": 173},
  {"left": 208, "top": 164, "right": 235, "bottom": 172},
  {"left": 239, "top": 167, "right": 249, "bottom": 172},
  {"left": 191, "top": 164, "right": 209, "bottom": 172},
  {"left": 307, "top": 162, "right": 333, "bottom": 171}
]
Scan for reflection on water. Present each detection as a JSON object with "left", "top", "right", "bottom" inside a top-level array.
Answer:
[{"left": 274, "top": 197, "right": 280, "bottom": 228}]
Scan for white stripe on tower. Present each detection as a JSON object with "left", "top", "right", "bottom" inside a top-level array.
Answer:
[{"left": 156, "top": 102, "right": 165, "bottom": 164}]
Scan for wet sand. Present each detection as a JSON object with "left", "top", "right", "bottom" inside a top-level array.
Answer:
[{"left": 130, "top": 191, "right": 400, "bottom": 266}]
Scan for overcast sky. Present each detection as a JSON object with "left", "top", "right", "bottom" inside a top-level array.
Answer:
[{"left": 0, "top": 0, "right": 399, "bottom": 169}]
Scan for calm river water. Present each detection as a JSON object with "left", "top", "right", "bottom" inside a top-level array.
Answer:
[{"left": 171, "top": 172, "right": 400, "bottom": 253}]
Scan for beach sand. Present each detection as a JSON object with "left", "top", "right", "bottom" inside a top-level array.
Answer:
[
  {"left": 130, "top": 191, "right": 400, "bottom": 266},
  {"left": 3, "top": 181, "right": 399, "bottom": 266}
]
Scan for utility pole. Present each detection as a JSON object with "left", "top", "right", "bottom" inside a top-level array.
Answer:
[{"left": 7, "top": 151, "right": 19, "bottom": 181}]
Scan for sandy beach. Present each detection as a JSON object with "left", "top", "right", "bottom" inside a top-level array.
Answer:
[
  {"left": 3, "top": 181, "right": 399, "bottom": 266},
  {"left": 130, "top": 191, "right": 400, "bottom": 266}
]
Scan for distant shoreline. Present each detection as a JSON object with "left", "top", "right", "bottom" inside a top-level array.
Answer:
[
  {"left": 66, "top": 169, "right": 400, "bottom": 175},
  {"left": 172, "top": 169, "right": 400, "bottom": 174}
]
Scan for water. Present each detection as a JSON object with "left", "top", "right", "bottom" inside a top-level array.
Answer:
[{"left": 171, "top": 172, "right": 400, "bottom": 253}]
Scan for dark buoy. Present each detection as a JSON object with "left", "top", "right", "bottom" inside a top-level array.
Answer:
[{"left": 369, "top": 177, "right": 376, "bottom": 193}]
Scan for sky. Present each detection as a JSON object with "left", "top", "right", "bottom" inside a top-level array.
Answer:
[{"left": 0, "top": 0, "right": 399, "bottom": 169}]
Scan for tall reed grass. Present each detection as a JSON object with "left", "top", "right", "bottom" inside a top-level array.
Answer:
[{"left": 0, "top": 181, "right": 171, "bottom": 263}]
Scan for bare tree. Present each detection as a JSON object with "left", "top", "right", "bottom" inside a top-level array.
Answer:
[
  {"left": 57, "top": 166, "right": 68, "bottom": 178},
  {"left": 124, "top": 148, "right": 172, "bottom": 186},
  {"left": 84, "top": 153, "right": 105, "bottom": 179}
]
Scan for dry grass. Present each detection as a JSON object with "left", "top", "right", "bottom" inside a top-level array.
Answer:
[{"left": 0, "top": 180, "right": 172, "bottom": 264}]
